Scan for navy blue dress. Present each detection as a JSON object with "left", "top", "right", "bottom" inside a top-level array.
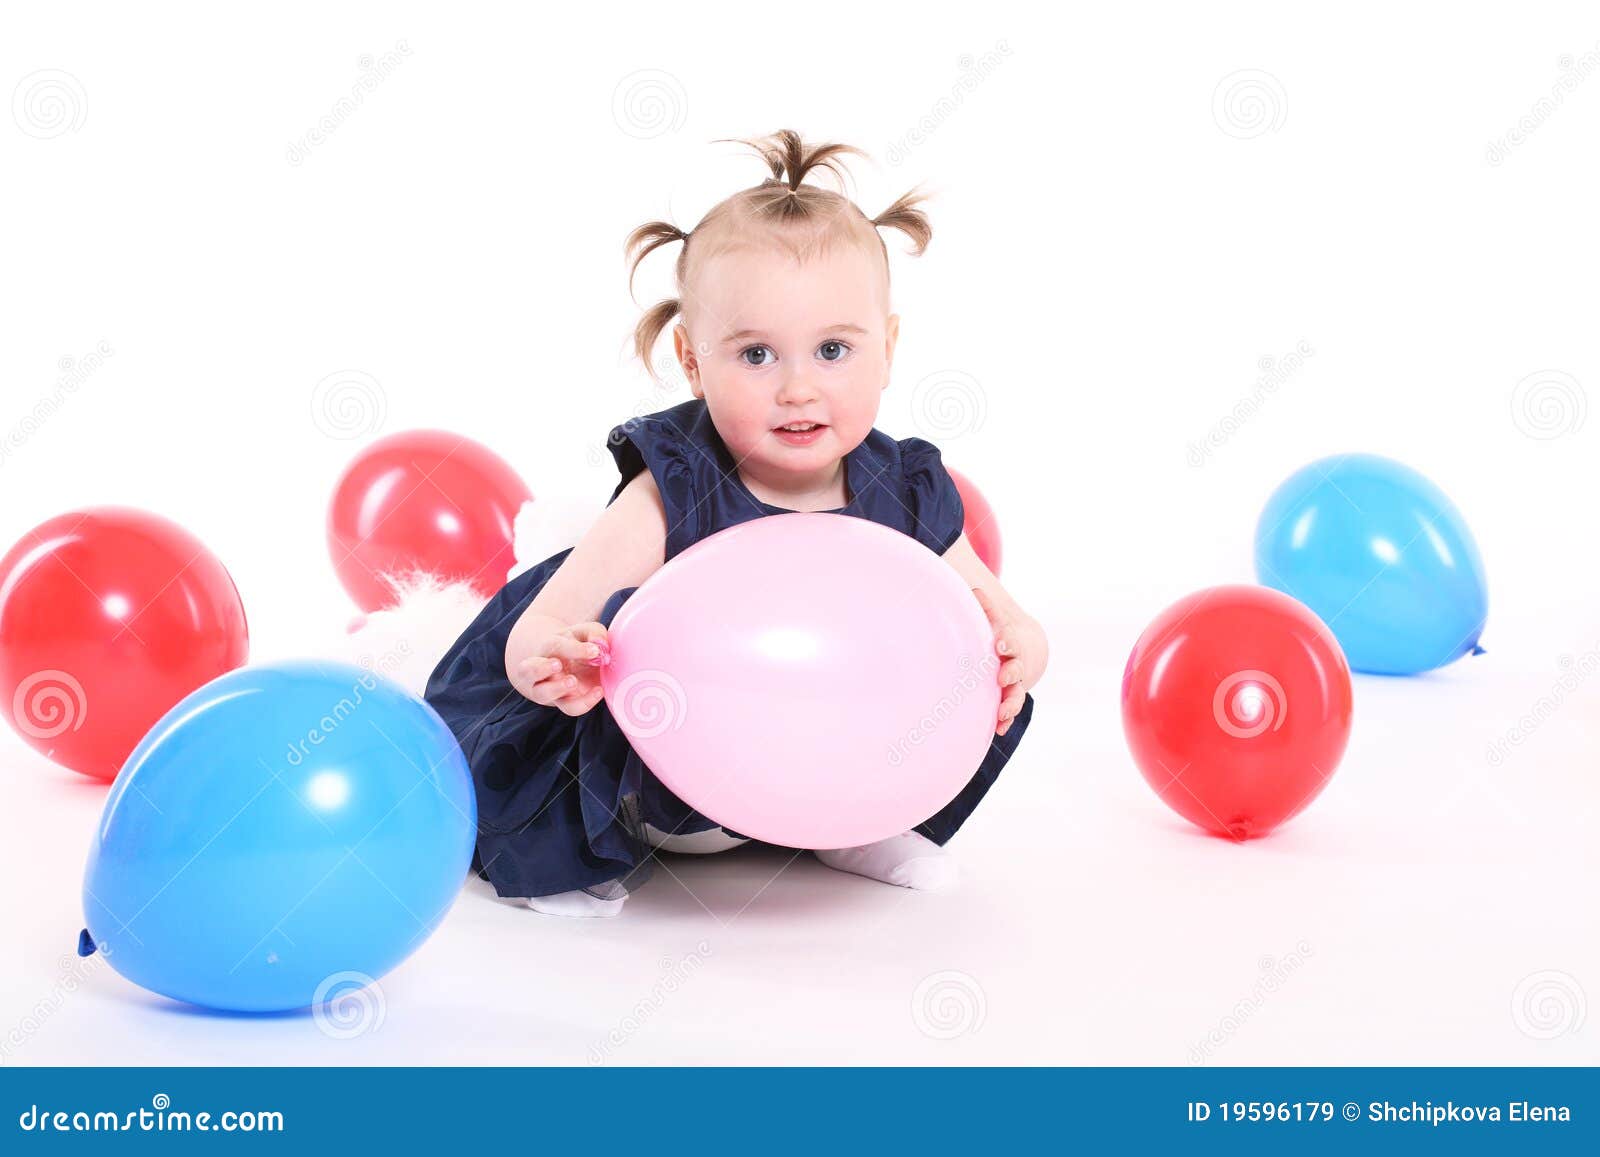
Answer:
[{"left": 423, "top": 397, "right": 1036, "bottom": 899}]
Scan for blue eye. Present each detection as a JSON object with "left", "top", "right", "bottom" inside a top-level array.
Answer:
[
  {"left": 740, "top": 346, "right": 774, "bottom": 367},
  {"left": 817, "top": 340, "right": 851, "bottom": 362}
]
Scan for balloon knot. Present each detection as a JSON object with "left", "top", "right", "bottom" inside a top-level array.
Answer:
[
  {"left": 77, "top": 928, "right": 97, "bottom": 958},
  {"left": 593, "top": 640, "right": 612, "bottom": 668},
  {"left": 1471, "top": 644, "right": 1487, "bottom": 657}
]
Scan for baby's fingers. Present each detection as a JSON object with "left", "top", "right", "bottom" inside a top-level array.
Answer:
[
  {"left": 543, "top": 634, "right": 602, "bottom": 664},
  {"left": 523, "top": 668, "right": 583, "bottom": 706},
  {"left": 567, "top": 621, "right": 609, "bottom": 645},
  {"left": 556, "top": 684, "right": 606, "bottom": 717},
  {"left": 996, "top": 682, "right": 1025, "bottom": 734},
  {"left": 971, "top": 586, "right": 1015, "bottom": 659}
]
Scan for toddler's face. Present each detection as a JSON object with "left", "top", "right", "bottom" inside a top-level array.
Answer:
[{"left": 674, "top": 238, "right": 898, "bottom": 482}]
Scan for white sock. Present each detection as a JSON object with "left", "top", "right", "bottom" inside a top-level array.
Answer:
[
  {"left": 524, "top": 881, "right": 627, "bottom": 918},
  {"left": 814, "top": 831, "right": 959, "bottom": 892}
]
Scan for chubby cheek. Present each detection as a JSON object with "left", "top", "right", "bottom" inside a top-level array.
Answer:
[
  {"left": 702, "top": 379, "right": 771, "bottom": 457},
  {"left": 830, "top": 365, "right": 884, "bottom": 444},
  {"left": 832, "top": 388, "right": 883, "bottom": 444}
]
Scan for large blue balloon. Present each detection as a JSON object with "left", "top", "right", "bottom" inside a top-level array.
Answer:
[
  {"left": 80, "top": 659, "right": 475, "bottom": 1012},
  {"left": 1255, "top": 454, "right": 1488, "bottom": 675}
]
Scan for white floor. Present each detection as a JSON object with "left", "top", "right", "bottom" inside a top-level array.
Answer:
[{"left": 3, "top": 609, "right": 1594, "bottom": 1067}]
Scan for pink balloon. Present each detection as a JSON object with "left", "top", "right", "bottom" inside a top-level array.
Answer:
[{"left": 601, "top": 513, "right": 1000, "bottom": 849}]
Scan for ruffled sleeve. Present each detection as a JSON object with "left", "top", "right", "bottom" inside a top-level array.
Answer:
[
  {"left": 899, "top": 436, "right": 966, "bottom": 556},
  {"left": 606, "top": 413, "right": 700, "bottom": 560}
]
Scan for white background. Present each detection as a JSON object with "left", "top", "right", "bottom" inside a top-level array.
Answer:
[{"left": 2, "top": 2, "right": 1595, "bottom": 1065}]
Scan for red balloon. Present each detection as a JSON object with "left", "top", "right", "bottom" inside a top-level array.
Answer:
[
  {"left": 327, "top": 430, "right": 532, "bottom": 611},
  {"left": 0, "top": 507, "right": 249, "bottom": 781},
  {"left": 1120, "top": 585, "right": 1352, "bottom": 840},
  {"left": 948, "top": 466, "right": 1002, "bottom": 576}
]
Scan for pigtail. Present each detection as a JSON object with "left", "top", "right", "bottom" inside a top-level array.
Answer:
[
  {"left": 624, "top": 219, "right": 690, "bottom": 298},
  {"left": 720, "top": 129, "right": 864, "bottom": 193},
  {"left": 873, "top": 187, "right": 933, "bottom": 256},
  {"left": 633, "top": 297, "right": 682, "bottom": 371}
]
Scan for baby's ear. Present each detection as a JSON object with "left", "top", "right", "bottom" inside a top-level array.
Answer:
[
  {"left": 884, "top": 313, "right": 901, "bottom": 378},
  {"left": 672, "top": 322, "right": 703, "bottom": 395}
]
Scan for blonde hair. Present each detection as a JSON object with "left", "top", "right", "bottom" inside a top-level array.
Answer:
[{"left": 625, "top": 129, "right": 931, "bottom": 375}]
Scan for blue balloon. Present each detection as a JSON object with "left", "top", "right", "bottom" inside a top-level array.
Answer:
[
  {"left": 1255, "top": 454, "right": 1488, "bottom": 675},
  {"left": 80, "top": 659, "right": 475, "bottom": 1012}
]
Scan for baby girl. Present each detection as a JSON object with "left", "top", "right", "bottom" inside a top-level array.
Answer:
[{"left": 423, "top": 130, "right": 1047, "bottom": 917}]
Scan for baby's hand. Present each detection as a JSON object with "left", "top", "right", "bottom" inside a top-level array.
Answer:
[
  {"left": 512, "top": 622, "right": 610, "bottom": 716},
  {"left": 971, "top": 586, "right": 1029, "bottom": 737}
]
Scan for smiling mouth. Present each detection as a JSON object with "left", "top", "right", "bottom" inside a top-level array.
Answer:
[{"left": 774, "top": 422, "right": 826, "bottom": 432}]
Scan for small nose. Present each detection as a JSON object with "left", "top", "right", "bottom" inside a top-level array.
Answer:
[{"left": 775, "top": 371, "right": 819, "bottom": 406}]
